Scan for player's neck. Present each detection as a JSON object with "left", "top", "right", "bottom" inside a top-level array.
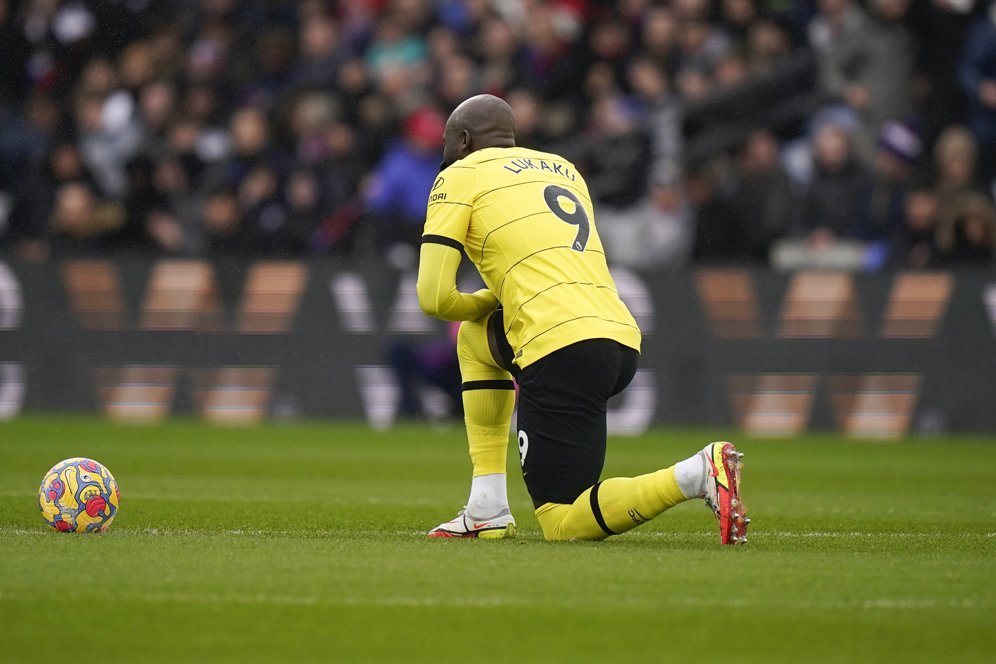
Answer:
[{"left": 474, "top": 137, "right": 515, "bottom": 151}]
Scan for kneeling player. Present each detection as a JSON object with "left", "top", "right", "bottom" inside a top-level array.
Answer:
[{"left": 416, "top": 94, "right": 748, "bottom": 543}]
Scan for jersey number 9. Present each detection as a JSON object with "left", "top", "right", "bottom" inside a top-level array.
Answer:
[{"left": 543, "top": 185, "right": 590, "bottom": 252}]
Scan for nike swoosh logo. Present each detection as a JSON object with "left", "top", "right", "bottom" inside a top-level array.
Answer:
[{"left": 472, "top": 522, "right": 494, "bottom": 530}]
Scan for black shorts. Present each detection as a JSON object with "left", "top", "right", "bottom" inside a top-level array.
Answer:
[{"left": 514, "top": 339, "right": 639, "bottom": 506}]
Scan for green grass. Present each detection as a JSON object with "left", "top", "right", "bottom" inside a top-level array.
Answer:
[{"left": 0, "top": 416, "right": 994, "bottom": 663}]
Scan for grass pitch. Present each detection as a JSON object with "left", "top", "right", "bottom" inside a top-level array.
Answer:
[{"left": 0, "top": 416, "right": 993, "bottom": 663}]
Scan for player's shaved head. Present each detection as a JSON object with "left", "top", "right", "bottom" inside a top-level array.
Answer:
[
  {"left": 441, "top": 94, "right": 516, "bottom": 169},
  {"left": 448, "top": 94, "right": 516, "bottom": 142}
]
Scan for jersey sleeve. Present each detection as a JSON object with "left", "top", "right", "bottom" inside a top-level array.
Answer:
[
  {"left": 417, "top": 164, "right": 497, "bottom": 321},
  {"left": 416, "top": 242, "right": 498, "bottom": 321},
  {"left": 422, "top": 165, "right": 476, "bottom": 247}
]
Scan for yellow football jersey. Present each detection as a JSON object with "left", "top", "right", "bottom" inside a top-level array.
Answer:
[{"left": 423, "top": 146, "right": 641, "bottom": 369}]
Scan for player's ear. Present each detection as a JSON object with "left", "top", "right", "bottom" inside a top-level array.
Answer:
[{"left": 460, "top": 129, "right": 471, "bottom": 152}]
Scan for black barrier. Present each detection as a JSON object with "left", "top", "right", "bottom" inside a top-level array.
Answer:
[{"left": 0, "top": 259, "right": 993, "bottom": 436}]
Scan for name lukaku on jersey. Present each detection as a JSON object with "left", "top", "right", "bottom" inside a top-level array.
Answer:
[{"left": 502, "top": 158, "right": 576, "bottom": 181}]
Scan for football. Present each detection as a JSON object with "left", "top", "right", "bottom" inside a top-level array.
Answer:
[{"left": 38, "top": 458, "right": 120, "bottom": 533}]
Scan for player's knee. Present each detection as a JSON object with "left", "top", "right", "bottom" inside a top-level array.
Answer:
[
  {"left": 456, "top": 318, "right": 483, "bottom": 348},
  {"left": 538, "top": 518, "right": 562, "bottom": 541},
  {"left": 535, "top": 502, "right": 569, "bottom": 541},
  {"left": 456, "top": 318, "right": 489, "bottom": 365}
]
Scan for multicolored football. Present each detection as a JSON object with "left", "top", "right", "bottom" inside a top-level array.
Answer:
[{"left": 38, "top": 458, "right": 120, "bottom": 533}]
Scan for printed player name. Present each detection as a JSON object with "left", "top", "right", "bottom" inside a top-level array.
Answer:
[{"left": 503, "top": 158, "right": 576, "bottom": 181}]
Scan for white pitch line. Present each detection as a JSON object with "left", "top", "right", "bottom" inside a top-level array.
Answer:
[
  {"left": 755, "top": 531, "right": 992, "bottom": 541},
  {"left": 0, "top": 590, "right": 990, "bottom": 612},
  {"left": 1, "top": 527, "right": 994, "bottom": 543},
  {"left": 0, "top": 491, "right": 438, "bottom": 506},
  {"left": 0, "top": 526, "right": 429, "bottom": 539}
]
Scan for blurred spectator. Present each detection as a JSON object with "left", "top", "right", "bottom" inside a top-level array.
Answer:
[
  {"left": 184, "top": 23, "right": 232, "bottom": 88},
  {"left": 626, "top": 55, "right": 683, "bottom": 183},
  {"left": 282, "top": 168, "right": 326, "bottom": 253},
  {"left": 292, "top": 13, "right": 345, "bottom": 89},
  {"left": 863, "top": 120, "right": 923, "bottom": 241},
  {"left": 49, "top": 181, "right": 124, "bottom": 255},
  {"left": 809, "top": 0, "right": 872, "bottom": 110},
  {"left": 599, "top": 175, "right": 694, "bottom": 270},
  {"left": 725, "top": 129, "right": 796, "bottom": 259},
  {"left": 365, "top": 14, "right": 428, "bottom": 87},
  {"left": 222, "top": 107, "right": 281, "bottom": 189},
  {"left": 119, "top": 40, "right": 156, "bottom": 92},
  {"left": 505, "top": 88, "right": 545, "bottom": 149},
  {"left": 673, "top": 0, "right": 712, "bottom": 23},
  {"left": 677, "top": 17, "right": 732, "bottom": 74},
  {"left": 626, "top": 56, "right": 669, "bottom": 109},
  {"left": 932, "top": 125, "right": 982, "bottom": 205},
  {"left": 720, "top": 0, "right": 759, "bottom": 47},
  {"left": 320, "top": 119, "right": 366, "bottom": 203},
  {"left": 0, "top": 92, "right": 58, "bottom": 188},
  {"left": 746, "top": 19, "right": 792, "bottom": 73},
  {"left": 581, "top": 95, "right": 652, "bottom": 209},
  {"left": 859, "top": 0, "right": 916, "bottom": 146},
  {"left": 959, "top": 5, "right": 996, "bottom": 188},
  {"left": 136, "top": 79, "right": 177, "bottom": 155},
  {"left": 287, "top": 91, "right": 340, "bottom": 165},
  {"left": 237, "top": 163, "right": 290, "bottom": 255},
  {"left": 890, "top": 185, "right": 941, "bottom": 269},
  {"left": 800, "top": 118, "right": 874, "bottom": 244},
  {"left": 202, "top": 187, "right": 244, "bottom": 255},
  {"left": 518, "top": 2, "right": 585, "bottom": 99},
  {"left": 587, "top": 18, "right": 632, "bottom": 90},
  {"left": 151, "top": 156, "right": 197, "bottom": 252},
  {"left": 244, "top": 27, "right": 296, "bottom": 108},
  {"left": 936, "top": 191, "right": 996, "bottom": 264},
  {"left": 675, "top": 67, "right": 713, "bottom": 101},
  {"left": 75, "top": 92, "right": 143, "bottom": 198},
  {"left": 476, "top": 17, "right": 527, "bottom": 94},
  {"left": 436, "top": 54, "right": 481, "bottom": 109},
  {"left": 640, "top": 7, "right": 679, "bottom": 76},
  {"left": 690, "top": 159, "right": 740, "bottom": 260},
  {"left": 714, "top": 52, "right": 750, "bottom": 89},
  {"left": 809, "top": 0, "right": 915, "bottom": 155},
  {"left": 113, "top": 156, "right": 171, "bottom": 252},
  {"left": 364, "top": 107, "right": 445, "bottom": 264}
]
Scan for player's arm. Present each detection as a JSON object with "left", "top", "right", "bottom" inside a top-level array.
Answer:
[
  {"left": 417, "top": 241, "right": 497, "bottom": 321},
  {"left": 416, "top": 166, "right": 497, "bottom": 322}
]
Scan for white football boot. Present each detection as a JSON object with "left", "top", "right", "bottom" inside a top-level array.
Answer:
[{"left": 427, "top": 507, "right": 517, "bottom": 539}]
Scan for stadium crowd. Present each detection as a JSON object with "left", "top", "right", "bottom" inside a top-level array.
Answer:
[{"left": 0, "top": 0, "right": 994, "bottom": 269}]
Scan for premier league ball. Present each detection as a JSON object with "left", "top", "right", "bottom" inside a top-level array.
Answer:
[{"left": 39, "top": 458, "right": 120, "bottom": 533}]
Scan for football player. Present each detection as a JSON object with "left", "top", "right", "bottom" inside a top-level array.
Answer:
[{"left": 416, "top": 95, "right": 748, "bottom": 543}]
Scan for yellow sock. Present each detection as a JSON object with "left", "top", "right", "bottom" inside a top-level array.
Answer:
[
  {"left": 456, "top": 316, "right": 515, "bottom": 477},
  {"left": 464, "top": 387, "right": 515, "bottom": 476},
  {"left": 535, "top": 467, "right": 689, "bottom": 541}
]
